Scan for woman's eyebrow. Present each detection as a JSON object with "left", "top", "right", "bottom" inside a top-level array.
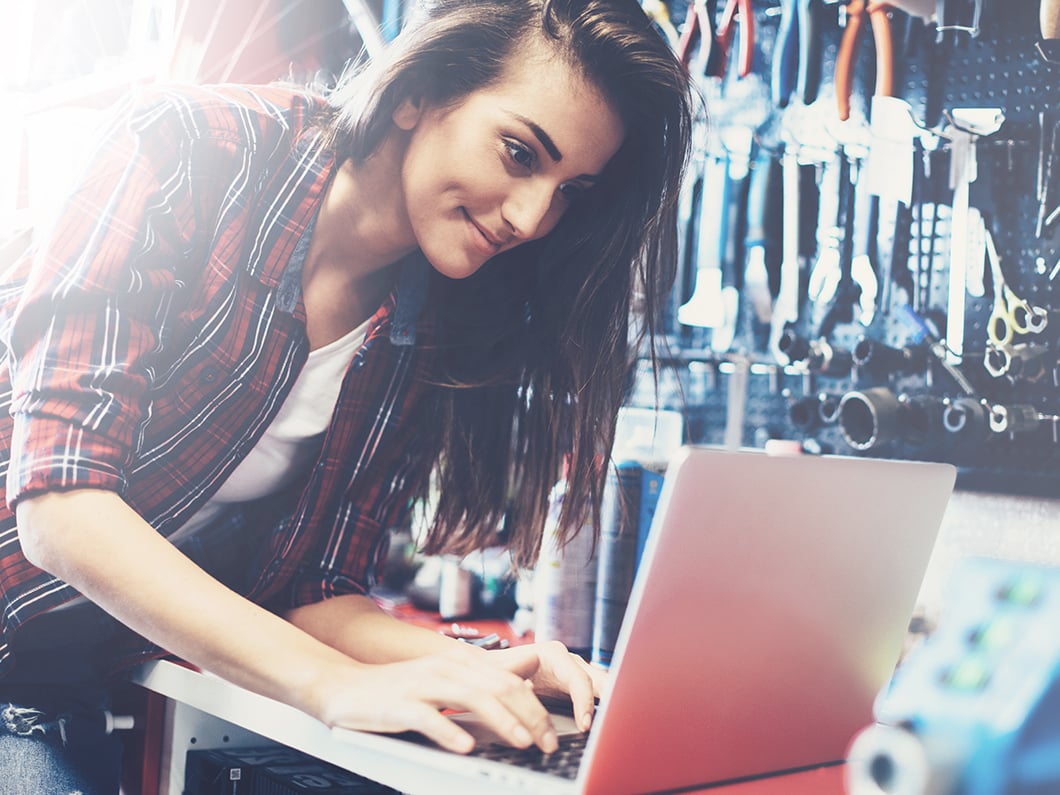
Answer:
[
  {"left": 508, "top": 111, "right": 602, "bottom": 182},
  {"left": 511, "top": 113, "right": 563, "bottom": 162}
]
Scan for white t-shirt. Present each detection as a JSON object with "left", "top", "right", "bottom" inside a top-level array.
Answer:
[{"left": 170, "top": 317, "right": 371, "bottom": 543}]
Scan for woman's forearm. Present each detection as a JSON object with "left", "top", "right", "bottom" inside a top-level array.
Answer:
[
  {"left": 14, "top": 487, "right": 589, "bottom": 753},
  {"left": 285, "top": 593, "right": 480, "bottom": 664},
  {"left": 15, "top": 488, "right": 357, "bottom": 720}
]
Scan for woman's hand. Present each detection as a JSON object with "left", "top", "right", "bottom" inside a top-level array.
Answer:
[
  {"left": 480, "top": 641, "right": 607, "bottom": 733},
  {"left": 311, "top": 648, "right": 558, "bottom": 754},
  {"left": 285, "top": 596, "right": 605, "bottom": 749}
]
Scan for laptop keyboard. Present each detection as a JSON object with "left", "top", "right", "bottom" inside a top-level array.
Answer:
[{"left": 470, "top": 732, "right": 587, "bottom": 780}]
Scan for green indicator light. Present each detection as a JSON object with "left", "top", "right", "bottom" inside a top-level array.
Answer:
[
  {"left": 998, "top": 577, "right": 1044, "bottom": 607},
  {"left": 969, "top": 617, "right": 1017, "bottom": 650},
  {"left": 942, "top": 658, "right": 992, "bottom": 691}
]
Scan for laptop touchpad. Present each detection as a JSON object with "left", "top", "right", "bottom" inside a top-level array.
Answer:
[{"left": 449, "top": 711, "right": 581, "bottom": 746}]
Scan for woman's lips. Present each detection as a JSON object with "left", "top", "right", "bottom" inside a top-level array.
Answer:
[{"left": 463, "top": 209, "right": 503, "bottom": 253}]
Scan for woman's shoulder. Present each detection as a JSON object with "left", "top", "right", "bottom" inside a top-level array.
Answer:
[{"left": 117, "top": 82, "right": 329, "bottom": 150}]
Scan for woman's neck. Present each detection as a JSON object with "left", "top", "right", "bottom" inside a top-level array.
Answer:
[
  {"left": 300, "top": 144, "right": 415, "bottom": 349},
  {"left": 311, "top": 137, "right": 416, "bottom": 277}
]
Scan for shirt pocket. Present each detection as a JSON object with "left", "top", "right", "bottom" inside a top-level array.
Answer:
[{"left": 150, "top": 322, "right": 247, "bottom": 415}]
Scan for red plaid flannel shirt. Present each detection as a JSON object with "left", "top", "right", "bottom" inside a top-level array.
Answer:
[{"left": 0, "top": 84, "right": 435, "bottom": 678}]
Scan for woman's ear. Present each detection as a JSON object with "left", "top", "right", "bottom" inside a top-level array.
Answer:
[{"left": 392, "top": 97, "right": 423, "bottom": 130}]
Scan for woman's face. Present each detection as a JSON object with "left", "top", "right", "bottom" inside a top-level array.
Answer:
[{"left": 393, "top": 37, "right": 625, "bottom": 280}]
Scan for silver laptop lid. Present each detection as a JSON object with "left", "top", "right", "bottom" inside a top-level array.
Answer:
[{"left": 580, "top": 446, "right": 955, "bottom": 795}]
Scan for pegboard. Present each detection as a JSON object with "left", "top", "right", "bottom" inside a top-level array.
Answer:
[{"left": 634, "top": 0, "right": 1060, "bottom": 497}]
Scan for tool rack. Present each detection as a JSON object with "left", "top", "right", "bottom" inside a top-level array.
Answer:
[{"left": 638, "top": 0, "right": 1060, "bottom": 496}]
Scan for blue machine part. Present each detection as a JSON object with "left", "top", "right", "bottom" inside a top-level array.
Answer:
[{"left": 846, "top": 557, "right": 1060, "bottom": 795}]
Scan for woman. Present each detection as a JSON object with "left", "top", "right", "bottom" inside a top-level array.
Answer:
[{"left": 0, "top": 0, "right": 693, "bottom": 790}]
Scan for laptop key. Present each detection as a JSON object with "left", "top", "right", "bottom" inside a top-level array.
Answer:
[{"left": 470, "top": 733, "right": 587, "bottom": 780}]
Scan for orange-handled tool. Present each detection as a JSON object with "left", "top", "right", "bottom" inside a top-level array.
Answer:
[{"left": 835, "top": 0, "right": 895, "bottom": 122}]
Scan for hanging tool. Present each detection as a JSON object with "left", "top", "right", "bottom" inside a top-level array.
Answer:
[
  {"left": 772, "top": 0, "right": 824, "bottom": 108},
  {"left": 815, "top": 152, "right": 864, "bottom": 339},
  {"left": 876, "top": 124, "right": 929, "bottom": 314},
  {"left": 912, "top": 10, "right": 951, "bottom": 129},
  {"left": 673, "top": 147, "right": 706, "bottom": 337},
  {"left": 985, "top": 341, "right": 1051, "bottom": 382},
  {"left": 768, "top": 140, "right": 805, "bottom": 363},
  {"left": 676, "top": 0, "right": 751, "bottom": 79},
  {"left": 713, "top": 0, "right": 756, "bottom": 79},
  {"left": 742, "top": 148, "right": 782, "bottom": 345},
  {"left": 806, "top": 155, "right": 843, "bottom": 338},
  {"left": 1035, "top": 113, "right": 1060, "bottom": 239},
  {"left": 835, "top": 0, "right": 896, "bottom": 122},
  {"left": 676, "top": 0, "right": 722, "bottom": 73},
  {"left": 884, "top": 194, "right": 915, "bottom": 311},
  {"left": 983, "top": 226, "right": 1049, "bottom": 346},
  {"left": 947, "top": 131, "right": 982, "bottom": 327},
  {"left": 678, "top": 150, "right": 732, "bottom": 329},
  {"left": 943, "top": 108, "right": 1004, "bottom": 363},
  {"left": 988, "top": 404, "right": 1050, "bottom": 435},
  {"left": 941, "top": 395, "right": 992, "bottom": 440},
  {"left": 899, "top": 304, "right": 979, "bottom": 397},
  {"left": 773, "top": 0, "right": 800, "bottom": 106},
  {"left": 852, "top": 336, "right": 926, "bottom": 377},
  {"left": 935, "top": 0, "right": 982, "bottom": 42},
  {"left": 849, "top": 175, "right": 881, "bottom": 325},
  {"left": 712, "top": 130, "right": 754, "bottom": 352}
]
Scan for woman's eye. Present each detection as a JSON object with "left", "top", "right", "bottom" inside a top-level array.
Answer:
[{"left": 505, "top": 140, "right": 536, "bottom": 170}]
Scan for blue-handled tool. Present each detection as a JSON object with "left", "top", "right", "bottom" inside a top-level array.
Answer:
[
  {"left": 796, "top": 0, "right": 823, "bottom": 104},
  {"left": 772, "top": 0, "right": 800, "bottom": 107},
  {"left": 772, "top": 0, "right": 823, "bottom": 108}
]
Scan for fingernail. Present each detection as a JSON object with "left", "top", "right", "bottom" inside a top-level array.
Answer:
[
  {"left": 581, "top": 712, "right": 594, "bottom": 731},
  {"left": 452, "top": 732, "right": 475, "bottom": 754},
  {"left": 514, "top": 726, "right": 533, "bottom": 746}
]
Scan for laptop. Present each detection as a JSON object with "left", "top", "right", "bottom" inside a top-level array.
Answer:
[{"left": 332, "top": 445, "right": 956, "bottom": 795}]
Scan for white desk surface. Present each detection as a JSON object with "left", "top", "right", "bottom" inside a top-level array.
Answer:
[{"left": 131, "top": 659, "right": 846, "bottom": 795}]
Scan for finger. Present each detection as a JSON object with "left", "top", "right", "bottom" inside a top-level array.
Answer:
[
  {"left": 537, "top": 649, "right": 598, "bottom": 732},
  {"left": 465, "top": 675, "right": 558, "bottom": 752},
  {"left": 408, "top": 705, "right": 477, "bottom": 754},
  {"left": 426, "top": 659, "right": 557, "bottom": 752},
  {"left": 562, "top": 656, "right": 597, "bottom": 733},
  {"left": 584, "top": 658, "right": 609, "bottom": 700}
]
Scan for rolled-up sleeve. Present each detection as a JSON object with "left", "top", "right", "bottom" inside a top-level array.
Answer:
[{"left": 2, "top": 88, "right": 197, "bottom": 508}]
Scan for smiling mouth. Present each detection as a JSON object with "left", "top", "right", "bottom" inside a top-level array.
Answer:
[{"left": 463, "top": 209, "right": 503, "bottom": 250}]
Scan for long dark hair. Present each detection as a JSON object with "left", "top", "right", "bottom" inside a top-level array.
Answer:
[{"left": 326, "top": 0, "right": 693, "bottom": 568}]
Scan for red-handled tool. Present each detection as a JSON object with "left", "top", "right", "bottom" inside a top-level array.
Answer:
[{"left": 713, "top": 0, "right": 755, "bottom": 79}]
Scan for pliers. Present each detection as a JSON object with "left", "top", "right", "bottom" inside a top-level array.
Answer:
[
  {"left": 676, "top": 0, "right": 754, "bottom": 79},
  {"left": 714, "top": 0, "right": 755, "bottom": 79},
  {"left": 771, "top": 0, "right": 823, "bottom": 108},
  {"left": 676, "top": 0, "right": 719, "bottom": 71},
  {"left": 834, "top": 0, "right": 895, "bottom": 121}
]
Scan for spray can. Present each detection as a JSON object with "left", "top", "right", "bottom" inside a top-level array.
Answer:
[
  {"left": 591, "top": 459, "right": 643, "bottom": 667},
  {"left": 533, "top": 473, "right": 597, "bottom": 659},
  {"left": 591, "top": 408, "right": 683, "bottom": 668}
]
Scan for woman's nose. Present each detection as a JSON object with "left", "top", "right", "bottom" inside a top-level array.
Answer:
[{"left": 501, "top": 179, "right": 558, "bottom": 241}]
